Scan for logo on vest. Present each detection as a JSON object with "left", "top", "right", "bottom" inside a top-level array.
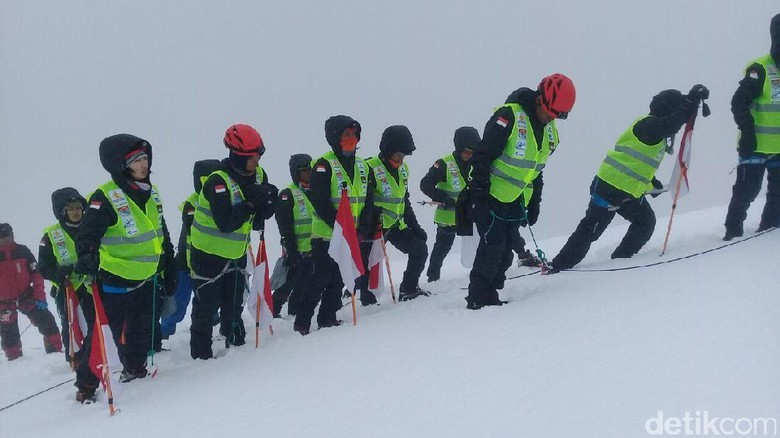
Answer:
[{"left": 514, "top": 112, "right": 528, "bottom": 156}]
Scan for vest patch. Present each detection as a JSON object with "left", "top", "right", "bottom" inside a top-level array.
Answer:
[
  {"left": 768, "top": 64, "right": 780, "bottom": 102},
  {"left": 50, "top": 228, "right": 73, "bottom": 264},
  {"left": 291, "top": 187, "right": 310, "bottom": 218},
  {"left": 446, "top": 159, "right": 463, "bottom": 192},
  {"left": 514, "top": 112, "right": 528, "bottom": 157},
  {"left": 107, "top": 188, "right": 140, "bottom": 236}
]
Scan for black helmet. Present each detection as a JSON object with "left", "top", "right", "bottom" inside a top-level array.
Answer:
[
  {"left": 288, "top": 154, "right": 313, "bottom": 183},
  {"left": 649, "top": 89, "right": 684, "bottom": 117},
  {"left": 379, "top": 125, "right": 416, "bottom": 157},
  {"left": 453, "top": 126, "right": 480, "bottom": 153}
]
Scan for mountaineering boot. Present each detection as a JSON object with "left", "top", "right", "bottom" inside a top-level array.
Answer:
[
  {"left": 398, "top": 286, "right": 431, "bottom": 302},
  {"left": 516, "top": 249, "right": 542, "bottom": 267},
  {"left": 120, "top": 365, "right": 148, "bottom": 383},
  {"left": 76, "top": 384, "right": 97, "bottom": 404}
]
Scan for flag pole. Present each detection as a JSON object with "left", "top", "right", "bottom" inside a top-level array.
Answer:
[
  {"left": 64, "top": 280, "right": 77, "bottom": 370},
  {"left": 379, "top": 232, "right": 397, "bottom": 304},
  {"left": 350, "top": 289, "right": 357, "bottom": 326},
  {"left": 661, "top": 114, "right": 696, "bottom": 256},
  {"left": 90, "top": 281, "right": 116, "bottom": 416},
  {"left": 249, "top": 244, "right": 260, "bottom": 349}
]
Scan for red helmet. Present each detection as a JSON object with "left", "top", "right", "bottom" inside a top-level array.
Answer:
[
  {"left": 538, "top": 73, "right": 576, "bottom": 120},
  {"left": 224, "top": 124, "right": 265, "bottom": 156}
]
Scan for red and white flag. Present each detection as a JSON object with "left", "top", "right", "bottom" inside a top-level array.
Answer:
[
  {"left": 65, "top": 284, "right": 87, "bottom": 354},
  {"left": 367, "top": 232, "right": 385, "bottom": 299},
  {"left": 328, "top": 190, "right": 365, "bottom": 294},
  {"left": 668, "top": 117, "right": 694, "bottom": 198},
  {"left": 88, "top": 284, "right": 123, "bottom": 396},
  {"left": 246, "top": 242, "right": 274, "bottom": 334}
]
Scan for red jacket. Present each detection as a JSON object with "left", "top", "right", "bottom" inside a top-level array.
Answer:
[{"left": 0, "top": 242, "right": 45, "bottom": 302}]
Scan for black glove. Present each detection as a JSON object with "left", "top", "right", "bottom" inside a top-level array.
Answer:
[
  {"left": 54, "top": 265, "right": 74, "bottom": 283},
  {"left": 526, "top": 196, "right": 541, "bottom": 227},
  {"left": 244, "top": 184, "right": 267, "bottom": 210},
  {"left": 687, "top": 84, "right": 709, "bottom": 102},
  {"left": 738, "top": 130, "right": 757, "bottom": 159},
  {"left": 411, "top": 226, "right": 427, "bottom": 242},
  {"left": 441, "top": 197, "right": 456, "bottom": 209},
  {"left": 74, "top": 253, "right": 99, "bottom": 276},
  {"left": 162, "top": 266, "right": 178, "bottom": 296},
  {"left": 649, "top": 177, "right": 665, "bottom": 198}
]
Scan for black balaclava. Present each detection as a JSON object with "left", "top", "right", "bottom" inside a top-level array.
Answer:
[{"left": 771, "top": 13, "right": 780, "bottom": 63}]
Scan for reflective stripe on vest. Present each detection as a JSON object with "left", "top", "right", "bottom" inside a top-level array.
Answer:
[
  {"left": 488, "top": 103, "right": 557, "bottom": 203},
  {"left": 191, "top": 170, "right": 255, "bottom": 259},
  {"left": 311, "top": 151, "right": 369, "bottom": 239},
  {"left": 596, "top": 116, "right": 666, "bottom": 198},
  {"left": 289, "top": 183, "right": 313, "bottom": 253},
  {"left": 97, "top": 181, "right": 163, "bottom": 281},
  {"left": 749, "top": 55, "right": 780, "bottom": 153},
  {"left": 44, "top": 223, "right": 86, "bottom": 290},
  {"left": 434, "top": 154, "right": 466, "bottom": 226},
  {"left": 367, "top": 157, "right": 408, "bottom": 230}
]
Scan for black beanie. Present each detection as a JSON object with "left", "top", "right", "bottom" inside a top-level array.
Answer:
[{"left": 453, "top": 126, "right": 480, "bottom": 153}]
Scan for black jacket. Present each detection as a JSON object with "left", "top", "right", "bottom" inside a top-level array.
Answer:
[
  {"left": 275, "top": 185, "right": 313, "bottom": 256},
  {"left": 77, "top": 178, "right": 175, "bottom": 288},
  {"left": 189, "top": 159, "right": 271, "bottom": 277},
  {"left": 420, "top": 152, "right": 470, "bottom": 205}
]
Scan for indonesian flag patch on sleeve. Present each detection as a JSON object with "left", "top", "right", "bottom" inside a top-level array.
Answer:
[
  {"left": 316, "top": 165, "right": 327, "bottom": 173},
  {"left": 214, "top": 184, "right": 227, "bottom": 194},
  {"left": 496, "top": 117, "right": 508, "bottom": 128},
  {"left": 89, "top": 201, "right": 102, "bottom": 210}
]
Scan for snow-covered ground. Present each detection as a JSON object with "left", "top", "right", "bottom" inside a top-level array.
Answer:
[{"left": 1, "top": 203, "right": 777, "bottom": 437}]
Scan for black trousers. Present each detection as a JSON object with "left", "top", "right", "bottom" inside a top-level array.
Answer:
[
  {"left": 293, "top": 239, "right": 346, "bottom": 330},
  {"left": 552, "top": 178, "right": 656, "bottom": 270},
  {"left": 385, "top": 227, "right": 428, "bottom": 292},
  {"left": 190, "top": 261, "right": 246, "bottom": 359},
  {"left": 467, "top": 197, "right": 525, "bottom": 307},
  {"left": 75, "top": 280, "right": 156, "bottom": 389},
  {"left": 272, "top": 261, "right": 300, "bottom": 317},
  {"left": 724, "top": 156, "right": 780, "bottom": 235},
  {"left": 426, "top": 225, "right": 456, "bottom": 280}
]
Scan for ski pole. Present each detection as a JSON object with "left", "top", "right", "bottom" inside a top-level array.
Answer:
[
  {"left": 249, "top": 244, "right": 260, "bottom": 349},
  {"left": 379, "top": 232, "right": 397, "bottom": 304}
]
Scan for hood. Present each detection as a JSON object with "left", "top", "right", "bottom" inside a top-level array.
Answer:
[
  {"left": 289, "top": 153, "right": 313, "bottom": 184},
  {"left": 99, "top": 133, "right": 152, "bottom": 177},
  {"left": 649, "top": 89, "right": 684, "bottom": 117},
  {"left": 453, "top": 126, "right": 480, "bottom": 153},
  {"left": 324, "top": 115, "right": 362, "bottom": 155},
  {"left": 378, "top": 125, "right": 416, "bottom": 157},
  {"left": 192, "top": 159, "right": 222, "bottom": 193},
  {"left": 51, "top": 187, "right": 87, "bottom": 222},
  {"left": 771, "top": 13, "right": 780, "bottom": 63},
  {"left": 505, "top": 87, "right": 538, "bottom": 106}
]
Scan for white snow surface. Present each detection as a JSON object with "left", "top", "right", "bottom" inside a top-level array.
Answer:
[{"left": 1, "top": 205, "right": 777, "bottom": 437}]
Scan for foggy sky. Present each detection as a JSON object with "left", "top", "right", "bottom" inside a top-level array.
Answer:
[{"left": 1, "top": 1, "right": 778, "bottom": 254}]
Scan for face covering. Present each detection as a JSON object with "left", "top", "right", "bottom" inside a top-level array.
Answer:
[{"left": 340, "top": 136, "right": 358, "bottom": 157}]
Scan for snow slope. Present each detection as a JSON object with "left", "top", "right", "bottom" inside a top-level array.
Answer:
[{"left": 0, "top": 204, "right": 777, "bottom": 438}]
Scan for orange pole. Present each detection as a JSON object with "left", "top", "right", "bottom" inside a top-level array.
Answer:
[
  {"left": 90, "top": 281, "right": 116, "bottom": 416},
  {"left": 350, "top": 289, "right": 357, "bottom": 326},
  {"left": 64, "top": 280, "right": 77, "bottom": 370}
]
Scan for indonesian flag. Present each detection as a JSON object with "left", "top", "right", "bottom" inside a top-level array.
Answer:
[
  {"left": 88, "top": 283, "right": 123, "bottom": 396},
  {"left": 246, "top": 242, "right": 274, "bottom": 333},
  {"left": 328, "top": 190, "right": 365, "bottom": 294},
  {"left": 669, "top": 117, "right": 694, "bottom": 198},
  {"left": 367, "top": 232, "right": 385, "bottom": 299},
  {"left": 65, "top": 284, "right": 87, "bottom": 354}
]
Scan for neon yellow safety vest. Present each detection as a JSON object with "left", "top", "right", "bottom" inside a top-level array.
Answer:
[
  {"left": 596, "top": 116, "right": 666, "bottom": 198},
  {"left": 748, "top": 55, "right": 780, "bottom": 154},
  {"left": 434, "top": 154, "right": 466, "bottom": 226},
  {"left": 97, "top": 180, "right": 164, "bottom": 281},
  {"left": 43, "top": 223, "right": 86, "bottom": 291},
  {"left": 178, "top": 192, "right": 199, "bottom": 269},
  {"left": 489, "top": 103, "right": 559, "bottom": 204},
  {"left": 311, "top": 151, "right": 369, "bottom": 239},
  {"left": 191, "top": 169, "right": 264, "bottom": 259},
  {"left": 287, "top": 183, "right": 314, "bottom": 253},
  {"left": 367, "top": 157, "right": 408, "bottom": 230}
]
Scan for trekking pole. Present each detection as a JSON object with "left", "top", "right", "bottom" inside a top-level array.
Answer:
[
  {"left": 90, "top": 281, "right": 117, "bottom": 416},
  {"left": 379, "top": 232, "right": 397, "bottom": 304},
  {"left": 228, "top": 260, "right": 239, "bottom": 350},
  {"left": 416, "top": 200, "right": 443, "bottom": 207},
  {"left": 64, "top": 280, "right": 77, "bottom": 370},
  {"left": 661, "top": 114, "right": 697, "bottom": 256},
  {"left": 250, "top": 243, "right": 261, "bottom": 349}
]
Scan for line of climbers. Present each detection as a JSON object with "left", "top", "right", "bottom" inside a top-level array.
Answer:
[{"left": 2, "top": 13, "right": 778, "bottom": 405}]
